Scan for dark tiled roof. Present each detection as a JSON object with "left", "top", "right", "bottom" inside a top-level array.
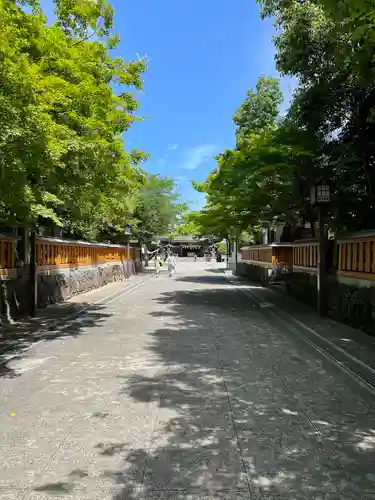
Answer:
[{"left": 156, "top": 235, "right": 205, "bottom": 244}]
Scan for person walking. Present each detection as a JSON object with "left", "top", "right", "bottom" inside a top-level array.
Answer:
[
  {"left": 166, "top": 252, "right": 176, "bottom": 277},
  {"left": 147, "top": 248, "right": 160, "bottom": 277},
  {"left": 154, "top": 252, "right": 161, "bottom": 277}
]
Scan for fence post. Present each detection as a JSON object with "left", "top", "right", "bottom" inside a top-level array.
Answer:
[
  {"left": 29, "top": 230, "right": 37, "bottom": 317},
  {"left": 317, "top": 207, "right": 328, "bottom": 317}
]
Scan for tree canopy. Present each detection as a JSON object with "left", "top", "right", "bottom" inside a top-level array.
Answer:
[
  {"left": 193, "top": 76, "right": 306, "bottom": 238},
  {"left": 233, "top": 75, "right": 283, "bottom": 146},
  {"left": 194, "top": 0, "right": 375, "bottom": 238},
  {"left": 170, "top": 212, "right": 203, "bottom": 238},
  {"left": 0, "top": 0, "right": 183, "bottom": 243},
  {"left": 260, "top": 0, "right": 375, "bottom": 230},
  {"left": 132, "top": 174, "right": 187, "bottom": 243}
]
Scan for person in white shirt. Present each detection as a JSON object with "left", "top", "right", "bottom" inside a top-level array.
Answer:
[
  {"left": 166, "top": 252, "right": 176, "bottom": 277},
  {"left": 154, "top": 252, "right": 161, "bottom": 277},
  {"left": 147, "top": 248, "right": 161, "bottom": 277}
]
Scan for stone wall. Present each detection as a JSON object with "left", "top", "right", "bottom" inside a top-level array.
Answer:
[
  {"left": 327, "top": 275, "right": 375, "bottom": 335},
  {"left": 284, "top": 271, "right": 318, "bottom": 309},
  {"left": 235, "top": 262, "right": 272, "bottom": 285},
  {"left": 285, "top": 271, "right": 375, "bottom": 334},
  {"left": 0, "top": 271, "right": 30, "bottom": 320},
  {"left": 0, "top": 260, "right": 138, "bottom": 321}
]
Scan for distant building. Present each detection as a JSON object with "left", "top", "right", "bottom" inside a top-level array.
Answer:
[{"left": 152, "top": 235, "right": 207, "bottom": 257}]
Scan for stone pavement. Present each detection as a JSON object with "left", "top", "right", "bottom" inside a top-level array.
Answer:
[
  {"left": 225, "top": 268, "right": 375, "bottom": 373},
  {"left": 0, "top": 274, "right": 151, "bottom": 369},
  {"left": 0, "top": 260, "right": 375, "bottom": 499}
]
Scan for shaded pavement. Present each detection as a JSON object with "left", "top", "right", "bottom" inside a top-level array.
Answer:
[{"left": 0, "top": 261, "right": 375, "bottom": 499}]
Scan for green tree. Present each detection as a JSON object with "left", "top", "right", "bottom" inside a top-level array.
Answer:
[
  {"left": 0, "top": 0, "right": 147, "bottom": 240},
  {"left": 233, "top": 75, "right": 283, "bottom": 146},
  {"left": 53, "top": 0, "right": 114, "bottom": 39},
  {"left": 171, "top": 212, "right": 203, "bottom": 238},
  {"left": 132, "top": 174, "right": 187, "bottom": 243},
  {"left": 196, "top": 0, "right": 375, "bottom": 236},
  {"left": 193, "top": 76, "right": 306, "bottom": 237},
  {"left": 259, "top": 0, "right": 375, "bottom": 230}
]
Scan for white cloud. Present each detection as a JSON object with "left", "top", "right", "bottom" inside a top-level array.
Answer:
[
  {"left": 156, "top": 144, "right": 179, "bottom": 168},
  {"left": 182, "top": 144, "right": 217, "bottom": 171}
]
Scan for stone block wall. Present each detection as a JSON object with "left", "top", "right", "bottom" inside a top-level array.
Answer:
[
  {"left": 327, "top": 276, "right": 375, "bottom": 335},
  {"left": 285, "top": 271, "right": 375, "bottom": 334},
  {"left": 284, "top": 271, "right": 318, "bottom": 309},
  {"left": 0, "top": 272, "right": 30, "bottom": 320},
  {"left": 0, "top": 260, "right": 138, "bottom": 321},
  {"left": 235, "top": 262, "right": 272, "bottom": 285}
]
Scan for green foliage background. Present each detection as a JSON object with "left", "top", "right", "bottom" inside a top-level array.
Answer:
[
  {"left": 185, "top": 0, "right": 375, "bottom": 240},
  {"left": 0, "top": 0, "right": 183, "bottom": 243}
]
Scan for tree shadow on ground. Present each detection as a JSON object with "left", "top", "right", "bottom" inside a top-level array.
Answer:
[
  {"left": 232, "top": 277, "right": 375, "bottom": 368},
  {"left": 34, "top": 282, "right": 375, "bottom": 499},
  {"left": 0, "top": 303, "right": 112, "bottom": 378},
  {"left": 174, "top": 275, "right": 228, "bottom": 285},
  {"left": 34, "top": 470, "right": 89, "bottom": 494},
  {"left": 202, "top": 267, "right": 228, "bottom": 274}
]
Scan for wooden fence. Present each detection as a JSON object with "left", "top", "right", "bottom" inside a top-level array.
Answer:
[
  {"left": 239, "top": 240, "right": 320, "bottom": 274},
  {"left": 36, "top": 238, "right": 136, "bottom": 269},
  {"left": 0, "top": 236, "right": 139, "bottom": 275},
  {"left": 337, "top": 235, "right": 375, "bottom": 280},
  {"left": 292, "top": 239, "right": 319, "bottom": 273},
  {"left": 240, "top": 245, "right": 273, "bottom": 266},
  {"left": 0, "top": 235, "right": 17, "bottom": 275},
  {"left": 240, "top": 232, "right": 375, "bottom": 281},
  {"left": 240, "top": 243, "right": 293, "bottom": 268}
]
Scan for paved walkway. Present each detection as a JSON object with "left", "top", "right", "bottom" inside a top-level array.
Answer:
[
  {"left": 225, "top": 269, "right": 375, "bottom": 373},
  {"left": 1, "top": 261, "right": 375, "bottom": 499}
]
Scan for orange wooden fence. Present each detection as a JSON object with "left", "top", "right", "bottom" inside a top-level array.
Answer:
[
  {"left": 337, "top": 234, "right": 375, "bottom": 280},
  {"left": 292, "top": 239, "right": 319, "bottom": 272},
  {"left": 0, "top": 236, "right": 139, "bottom": 274},
  {"left": 240, "top": 234, "right": 375, "bottom": 281},
  {"left": 0, "top": 235, "right": 17, "bottom": 275},
  {"left": 240, "top": 245, "right": 273, "bottom": 266},
  {"left": 36, "top": 238, "right": 136, "bottom": 269},
  {"left": 240, "top": 240, "right": 318, "bottom": 273},
  {"left": 240, "top": 244, "right": 293, "bottom": 268}
]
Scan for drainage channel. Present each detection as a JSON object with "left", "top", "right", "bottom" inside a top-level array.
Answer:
[
  {"left": 234, "top": 281, "right": 375, "bottom": 396},
  {"left": 282, "top": 315, "right": 375, "bottom": 391}
]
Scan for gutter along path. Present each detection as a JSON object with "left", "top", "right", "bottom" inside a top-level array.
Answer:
[{"left": 223, "top": 267, "right": 375, "bottom": 394}]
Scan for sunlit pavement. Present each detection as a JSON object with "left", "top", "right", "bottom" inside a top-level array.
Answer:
[{"left": 0, "top": 260, "right": 375, "bottom": 499}]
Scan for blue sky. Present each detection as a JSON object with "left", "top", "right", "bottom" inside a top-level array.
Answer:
[{"left": 41, "top": 0, "right": 295, "bottom": 209}]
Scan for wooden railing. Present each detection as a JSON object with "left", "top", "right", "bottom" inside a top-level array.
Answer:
[
  {"left": 239, "top": 234, "right": 375, "bottom": 283},
  {"left": 293, "top": 239, "right": 319, "bottom": 272},
  {"left": 240, "top": 245, "right": 273, "bottom": 266},
  {"left": 36, "top": 237, "right": 135, "bottom": 269},
  {"left": 1, "top": 236, "right": 139, "bottom": 275},
  {"left": 337, "top": 234, "right": 375, "bottom": 279},
  {"left": 273, "top": 245, "right": 293, "bottom": 269},
  {"left": 0, "top": 235, "right": 17, "bottom": 274},
  {"left": 240, "top": 244, "right": 293, "bottom": 269}
]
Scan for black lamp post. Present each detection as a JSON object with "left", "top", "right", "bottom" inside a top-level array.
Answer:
[{"left": 310, "top": 177, "right": 331, "bottom": 317}]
